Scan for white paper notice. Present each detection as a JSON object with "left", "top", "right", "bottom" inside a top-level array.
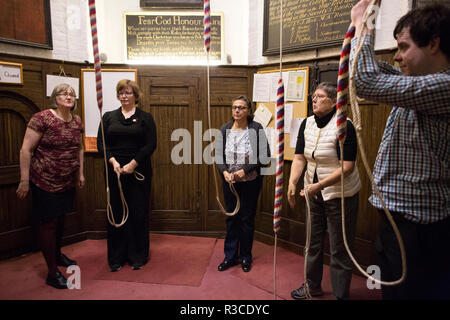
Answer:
[
  {"left": 269, "top": 72, "right": 289, "bottom": 102},
  {"left": 284, "top": 104, "right": 293, "bottom": 134},
  {"left": 286, "top": 70, "right": 307, "bottom": 101},
  {"left": 290, "top": 118, "right": 304, "bottom": 149},
  {"left": 46, "top": 75, "right": 80, "bottom": 98},
  {"left": 264, "top": 127, "right": 275, "bottom": 156},
  {"left": 252, "top": 73, "right": 270, "bottom": 102},
  {"left": 253, "top": 104, "right": 273, "bottom": 128}
]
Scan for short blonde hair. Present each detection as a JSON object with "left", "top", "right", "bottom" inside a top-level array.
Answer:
[
  {"left": 49, "top": 83, "right": 77, "bottom": 111},
  {"left": 116, "top": 79, "right": 142, "bottom": 104}
]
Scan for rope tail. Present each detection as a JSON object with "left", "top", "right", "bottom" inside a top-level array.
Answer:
[
  {"left": 89, "top": 0, "right": 131, "bottom": 228},
  {"left": 337, "top": 0, "right": 406, "bottom": 286},
  {"left": 204, "top": 0, "right": 240, "bottom": 217},
  {"left": 302, "top": 189, "right": 313, "bottom": 299}
]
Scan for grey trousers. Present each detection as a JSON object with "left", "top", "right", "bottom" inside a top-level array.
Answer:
[{"left": 305, "top": 192, "right": 359, "bottom": 299}]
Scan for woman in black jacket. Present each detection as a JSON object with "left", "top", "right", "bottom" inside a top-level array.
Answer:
[
  {"left": 215, "top": 95, "right": 270, "bottom": 273},
  {"left": 97, "top": 79, "right": 157, "bottom": 272}
]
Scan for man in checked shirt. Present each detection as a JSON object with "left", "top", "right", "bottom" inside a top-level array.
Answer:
[{"left": 350, "top": 1, "right": 450, "bottom": 299}]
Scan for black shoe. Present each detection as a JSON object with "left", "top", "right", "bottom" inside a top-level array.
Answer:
[
  {"left": 46, "top": 271, "right": 68, "bottom": 289},
  {"left": 110, "top": 264, "right": 122, "bottom": 272},
  {"left": 56, "top": 254, "right": 77, "bottom": 267},
  {"left": 241, "top": 259, "right": 251, "bottom": 272},
  {"left": 131, "top": 263, "right": 144, "bottom": 270},
  {"left": 217, "top": 260, "right": 236, "bottom": 271},
  {"left": 291, "top": 283, "right": 323, "bottom": 300}
]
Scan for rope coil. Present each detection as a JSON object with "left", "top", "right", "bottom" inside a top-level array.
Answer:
[
  {"left": 89, "top": 0, "right": 141, "bottom": 228},
  {"left": 204, "top": 0, "right": 240, "bottom": 217},
  {"left": 337, "top": 0, "right": 407, "bottom": 286},
  {"left": 302, "top": 189, "right": 313, "bottom": 300}
]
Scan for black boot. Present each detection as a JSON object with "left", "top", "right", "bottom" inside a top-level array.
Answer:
[
  {"left": 46, "top": 271, "right": 68, "bottom": 289},
  {"left": 56, "top": 254, "right": 77, "bottom": 267}
]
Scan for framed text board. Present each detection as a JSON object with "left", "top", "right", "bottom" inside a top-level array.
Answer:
[
  {"left": 254, "top": 67, "right": 309, "bottom": 161},
  {"left": 263, "top": 0, "right": 357, "bottom": 55},
  {"left": 124, "top": 12, "right": 223, "bottom": 64},
  {"left": 0, "top": 61, "right": 23, "bottom": 85},
  {"left": 81, "top": 69, "right": 137, "bottom": 152},
  {"left": 140, "top": 0, "right": 203, "bottom": 8}
]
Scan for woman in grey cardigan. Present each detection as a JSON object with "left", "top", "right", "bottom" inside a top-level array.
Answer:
[{"left": 215, "top": 95, "right": 270, "bottom": 273}]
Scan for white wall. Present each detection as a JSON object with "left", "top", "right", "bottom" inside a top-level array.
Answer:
[
  {"left": 88, "top": 0, "right": 249, "bottom": 65},
  {"left": 0, "top": 0, "right": 89, "bottom": 63},
  {"left": 1, "top": 0, "right": 412, "bottom": 66},
  {"left": 0, "top": 0, "right": 249, "bottom": 65}
]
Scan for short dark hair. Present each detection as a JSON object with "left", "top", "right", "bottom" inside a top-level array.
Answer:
[
  {"left": 394, "top": 3, "right": 450, "bottom": 58},
  {"left": 231, "top": 95, "right": 254, "bottom": 122}
]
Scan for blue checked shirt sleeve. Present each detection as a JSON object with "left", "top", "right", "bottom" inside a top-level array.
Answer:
[
  {"left": 350, "top": 35, "right": 450, "bottom": 116},
  {"left": 349, "top": 34, "right": 450, "bottom": 223}
]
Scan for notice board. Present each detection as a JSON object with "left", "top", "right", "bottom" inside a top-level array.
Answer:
[
  {"left": 263, "top": 0, "right": 358, "bottom": 55},
  {"left": 81, "top": 69, "right": 137, "bottom": 152},
  {"left": 254, "top": 67, "right": 309, "bottom": 161},
  {"left": 124, "top": 12, "right": 223, "bottom": 63}
]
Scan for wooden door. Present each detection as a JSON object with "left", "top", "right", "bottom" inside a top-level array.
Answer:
[
  {"left": 203, "top": 68, "right": 255, "bottom": 234},
  {"left": 140, "top": 75, "right": 202, "bottom": 232},
  {"left": 0, "top": 91, "right": 39, "bottom": 258}
]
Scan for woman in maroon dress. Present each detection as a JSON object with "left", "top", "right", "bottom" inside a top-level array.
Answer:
[{"left": 16, "top": 83, "right": 85, "bottom": 289}]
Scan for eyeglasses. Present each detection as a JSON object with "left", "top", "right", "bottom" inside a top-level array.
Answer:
[
  {"left": 232, "top": 105, "right": 248, "bottom": 111},
  {"left": 118, "top": 92, "right": 134, "bottom": 97},
  {"left": 57, "top": 92, "right": 76, "bottom": 98},
  {"left": 312, "top": 94, "right": 328, "bottom": 100}
]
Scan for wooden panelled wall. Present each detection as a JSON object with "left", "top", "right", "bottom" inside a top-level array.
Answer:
[{"left": 0, "top": 52, "right": 393, "bottom": 272}]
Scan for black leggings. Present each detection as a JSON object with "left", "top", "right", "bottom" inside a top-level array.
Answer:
[{"left": 39, "top": 215, "right": 65, "bottom": 275}]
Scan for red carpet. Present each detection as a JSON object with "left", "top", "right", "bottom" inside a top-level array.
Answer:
[
  {"left": 94, "top": 234, "right": 216, "bottom": 286},
  {"left": 228, "top": 240, "right": 381, "bottom": 300},
  {"left": 0, "top": 233, "right": 381, "bottom": 300}
]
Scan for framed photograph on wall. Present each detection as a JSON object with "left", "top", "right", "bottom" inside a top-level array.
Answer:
[
  {"left": 0, "top": 0, "right": 52, "bottom": 49},
  {"left": 140, "top": 0, "right": 203, "bottom": 9}
]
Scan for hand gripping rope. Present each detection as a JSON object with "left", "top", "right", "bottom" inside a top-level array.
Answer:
[
  {"left": 204, "top": 0, "right": 240, "bottom": 217},
  {"left": 336, "top": 0, "right": 406, "bottom": 286},
  {"left": 89, "top": 0, "right": 144, "bottom": 228}
]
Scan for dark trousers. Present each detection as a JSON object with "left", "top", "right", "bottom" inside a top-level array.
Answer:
[
  {"left": 376, "top": 211, "right": 450, "bottom": 300},
  {"left": 107, "top": 172, "right": 150, "bottom": 267},
  {"left": 222, "top": 176, "right": 262, "bottom": 262},
  {"left": 306, "top": 193, "right": 359, "bottom": 299}
]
